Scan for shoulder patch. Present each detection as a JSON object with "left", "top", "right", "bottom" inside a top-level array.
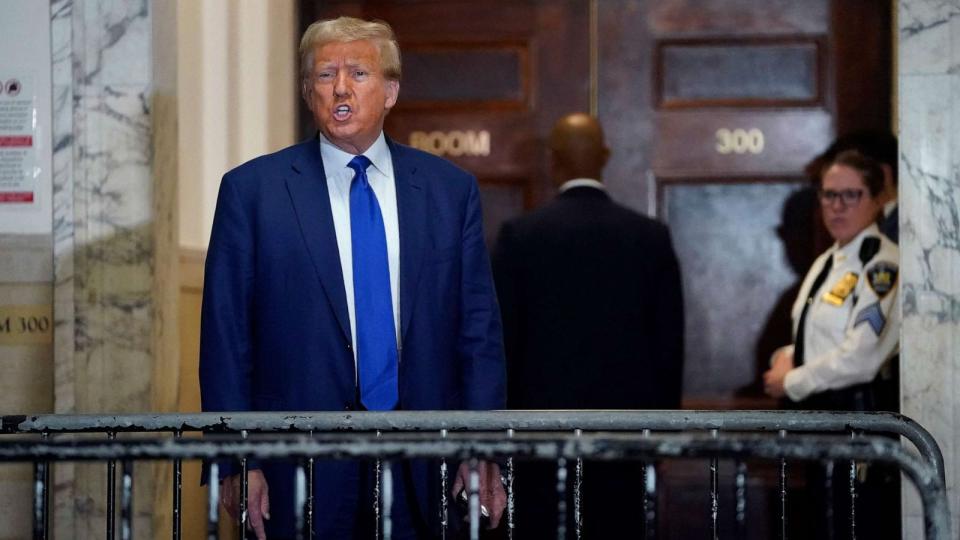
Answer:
[{"left": 867, "top": 262, "right": 898, "bottom": 298}]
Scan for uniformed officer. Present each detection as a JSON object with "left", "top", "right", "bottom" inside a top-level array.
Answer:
[
  {"left": 763, "top": 149, "right": 901, "bottom": 539},
  {"left": 763, "top": 149, "right": 899, "bottom": 410}
]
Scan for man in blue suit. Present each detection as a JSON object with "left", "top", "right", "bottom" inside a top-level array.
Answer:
[{"left": 200, "top": 16, "right": 506, "bottom": 539}]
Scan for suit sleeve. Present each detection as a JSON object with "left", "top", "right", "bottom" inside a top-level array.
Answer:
[
  {"left": 651, "top": 227, "right": 685, "bottom": 408},
  {"left": 491, "top": 221, "right": 520, "bottom": 407},
  {"left": 199, "top": 173, "right": 256, "bottom": 479},
  {"left": 458, "top": 179, "right": 507, "bottom": 410}
]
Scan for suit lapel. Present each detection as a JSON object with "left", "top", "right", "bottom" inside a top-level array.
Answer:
[
  {"left": 285, "top": 141, "right": 352, "bottom": 342},
  {"left": 390, "top": 139, "right": 427, "bottom": 342}
]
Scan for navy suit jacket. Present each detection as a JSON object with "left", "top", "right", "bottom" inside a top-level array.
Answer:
[
  {"left": 199, "top": 136, "right": 505, "bottom": 536},
  {"left": 880, "top": 203, "right": 898, "bottom": 243}
]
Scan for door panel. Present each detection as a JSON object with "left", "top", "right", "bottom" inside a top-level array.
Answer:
[
  {"left": 657, "top": 38, "right": 823, "bottom": 107},
  {"left": 654, "top": 110, "right": 832, "bottom": 175},
  {"left": 663, "top": 180, "right": 807, "bottom": 404},
  {"left": 648, "top": 0, "right": 829, "bottom": 35},
  {"left": 400, "top": 43, "right": 529, "bottom": 106}
]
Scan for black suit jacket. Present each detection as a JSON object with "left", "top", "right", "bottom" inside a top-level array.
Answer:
[
  {"left": 880, "top": 202, "right": 898, "bottom": 243},
  {"left": 492, "top": 185, "right": 684, "bottom": 410},
  {"left": 492, "top": 185, "right": 684, "bottom": 537}
]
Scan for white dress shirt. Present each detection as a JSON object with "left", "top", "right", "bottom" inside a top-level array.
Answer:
[
  {"left": 559, "top": 178, "right": 606, "bottom": 193},
  {"left": 320, "top": 132, "right": 401, "bottom": 371},
  {"left": 883, "top": 199, "right": 897, "bottom": 218}
]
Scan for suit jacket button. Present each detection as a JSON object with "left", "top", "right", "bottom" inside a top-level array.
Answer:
[{"left": 344, "top": 403, "right": 353, "bottom": 411}]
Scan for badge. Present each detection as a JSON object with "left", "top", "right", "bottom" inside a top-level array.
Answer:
[
  {"left": 867, "top": 262, "right": 898, "bottom": 298},
  {"left": 854, "top": 301, "right": 886, "bottom": 336},
  {"left": 822, "top": 272, "right": 859, "bottom": 306}
]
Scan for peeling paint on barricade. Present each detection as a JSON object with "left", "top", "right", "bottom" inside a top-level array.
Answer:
[{"left": 1, "top": 415, "right": 26, "bottom": 431}]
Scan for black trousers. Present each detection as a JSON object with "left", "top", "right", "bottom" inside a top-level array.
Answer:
[
  {"left": 256, "top": 460, "right": 431, "bottom": 540},
  {"left": 801, "top": 460, "right": 901, "bottom": 540},
  {"left": 351, "top": 460, "right": 431, "bottom": 540}
]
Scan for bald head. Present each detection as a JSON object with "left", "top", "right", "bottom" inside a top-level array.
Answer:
[{"left": 549, "top": 113, "right": 609, "bottom": 186}]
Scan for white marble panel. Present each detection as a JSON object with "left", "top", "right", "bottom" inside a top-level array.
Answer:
[
  {"left": 50, "top": 4, "right": 78, "bottom": 537},
  {"left": 74, "top": 89, "right": 153, "bottom": 233},
  {"left": 70, "top": 85, "right": 153, "bottom": 412},
  {"left": 898, "top": 66, "right": 960, "bottom": 538},
  {"left": 51, "top": 4, "right": 78, "bottom": 537},
  {"left": 50, "top": 0, "right": 72, "bottom": 83},
  {"left": 51, "top": 0, "right": 77, "bottom": 418},
  {"left": 953, "top": 4, "right": 960, "bottom": 75},
  {"left": 950, "top": 71, "right": 960, "bottom": 539},
  {"left": 900, "top": 74, "right": 960, "bottom": 314},
  {"left": 77, "top": 0, "right": 150, "bottom": 87},
  {"left": 49, "top": 1, "right": 157, "bottom": 537},
  {"left": 899, "top": 0, "right": 959, "bottom": 76}
]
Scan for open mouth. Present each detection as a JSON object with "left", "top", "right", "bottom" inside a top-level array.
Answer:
[{"left": 333, "top": 104, "right": 352, "bottom": 121}]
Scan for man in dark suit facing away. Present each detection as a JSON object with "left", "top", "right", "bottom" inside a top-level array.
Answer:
[{"left": 491, "top": 113, "right": 684, "bottom": 537}]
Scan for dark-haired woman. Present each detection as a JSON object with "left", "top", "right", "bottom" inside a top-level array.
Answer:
[
  {"left": 763, "top": 149, "right": 900, "bottom": 539},
  {"left": 763, "top": 150, "right": 899, "bottom": 409}
]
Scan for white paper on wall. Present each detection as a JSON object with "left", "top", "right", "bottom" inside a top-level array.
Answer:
[
  {"left": 0, "top": 74, "right": 38, "bottom": 204},
  {"left": 0, "top": 0, "right": 51, "bottom": 234}
]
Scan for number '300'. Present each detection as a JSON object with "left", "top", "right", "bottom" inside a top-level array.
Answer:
[{"left": 715, "top": 128, "right": 764, "bottom": 155}]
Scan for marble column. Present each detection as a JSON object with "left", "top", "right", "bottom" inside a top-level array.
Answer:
[
  {"left": 51, "top": 0, "right": 176, "bottom": 537},
  {"left": 898, "top": 0, "right": 960, "bottom": 537}
]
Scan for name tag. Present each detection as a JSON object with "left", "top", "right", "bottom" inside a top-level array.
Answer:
[{"left": 822, "top": 272, "right": 858, "bottom": 306}]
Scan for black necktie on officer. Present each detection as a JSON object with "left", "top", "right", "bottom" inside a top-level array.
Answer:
[{"left": 794, "top": 254, "right": 834, "bottom": 367}]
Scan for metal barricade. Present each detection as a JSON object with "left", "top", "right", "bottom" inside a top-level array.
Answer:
[{"left": 0, "top": 410, "right": 950, "bottom": 539}]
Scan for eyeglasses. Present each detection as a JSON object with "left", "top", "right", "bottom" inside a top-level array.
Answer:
[{"left": 818, "top": 188, "right": 864, "bottom": 207}]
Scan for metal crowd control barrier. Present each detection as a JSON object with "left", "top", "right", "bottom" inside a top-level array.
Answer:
[{"left": 0, "top": 410, "right": 949, "bottom": 540}]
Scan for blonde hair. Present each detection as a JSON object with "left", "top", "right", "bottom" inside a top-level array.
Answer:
[{"left": 299, "top": 16, "right": 401, "bottom": 84}]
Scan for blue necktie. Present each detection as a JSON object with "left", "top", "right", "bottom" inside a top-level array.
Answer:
[{"left": 348, "top": 155, "right": 398, "bottom": 410}]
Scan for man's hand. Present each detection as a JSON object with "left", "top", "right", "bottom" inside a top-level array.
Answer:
[
  {"left": 763, "top": 348, "right": 794, "bottom": 398},
  {"left": 220, "top": 469, "right": 270, "bottom": 540},
  {"left": 451, "top": 461, "right": 507, "bottom": 529}
]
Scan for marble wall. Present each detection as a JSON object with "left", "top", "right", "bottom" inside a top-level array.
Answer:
[
  {"left": 50, "top": 0, "right": 175, "bottom": 537},
  {"left": 898, "top": 0, "right": 960, "bottom": 536}
]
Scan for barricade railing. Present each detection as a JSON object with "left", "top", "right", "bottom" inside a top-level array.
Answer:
[{"left": 0, "top": 410, "right": 949, "bottom": 540}]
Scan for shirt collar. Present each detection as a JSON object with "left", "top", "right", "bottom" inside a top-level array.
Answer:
[
  {"left": 559, "top": 178, "right": 606, "bottom": 193},
  {"left": 318, "top": 131, "right": 392, "bottom": 178},
  {"left": 883, "top": 199, "right": 897, "bottom": 217},
  {"left": 832, "top": 222, "right": 881, "bottom": 264}
]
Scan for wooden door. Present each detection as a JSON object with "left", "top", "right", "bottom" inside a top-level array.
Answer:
[
  {"left": 300, "top": 0, "right": 590, "bottom": 245},
  {"left": 593, "top": 2, "right": 891, "bottom": 536},
  {"left": 596, "top": 0, "right": 891, "bottom": 409}
]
